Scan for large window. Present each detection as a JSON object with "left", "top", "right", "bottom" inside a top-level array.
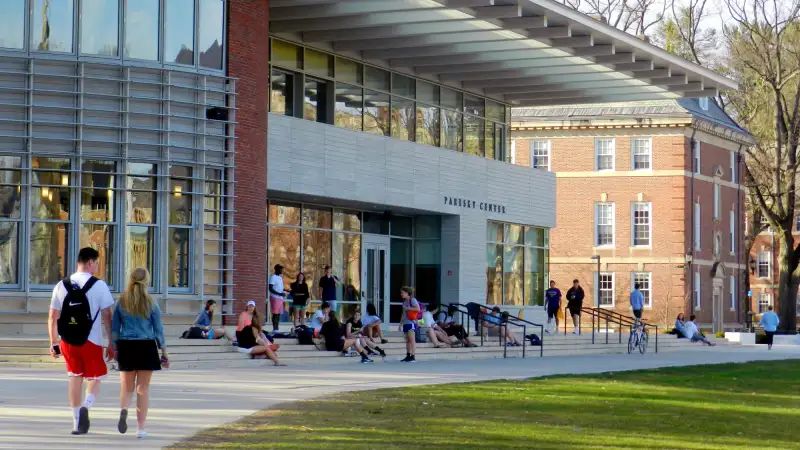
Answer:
[
  {"left": 694, "top": 202, "right": 701, "bottom": 249},
  {"left": 198, "top": 0, "right": 224, "bottom": 69},
  {"left": 334, "top": 84, "right": 363, "bottom": 132},
  {"left": 0, "top": 0, "right": 25, "bottom": 49},
  {"left": 692, "top": 140, "right": 701, "bottom": 173},
  {"left": 714, "top": 183, "right": 720, "bottom": 219},
  {"left": 595, "top": 202, "right": 615, "bottom": 247},
  {"left": 32, "top": 0, "right": 74, "bottom": 52},
  {"left": 596, "top": 272, "right": 614, "bottom": 307},
  {"left": 729, "top": 275, "right": 736, "bottom": 311},
  {"left": 693, "top": 272, "right": 700, "bottom": 309},
  {"left": 126, "top": 163, "right": 158, "bottom": 286},
  {"left": 168, "top": 166, "right": 194, "bottom": 290},
  {"left": 0, "top": 156, "right": 22, "bottom": 285},
  {"left": 270, "top": 70, "right": 295, "bottom": 117},
  {"left": 30, "top": 157, "right": 71, "bottom": 285},
  {"left": 758, "top": 293, "right": 772, "bottom": 314},
  {"left": 632, "top": 202, "right": 651, "bottom": 247},
  {"left": 164, "top": 0, "right": 195, "bottom": 65},
  {"left": 631, "top": 138, "right": 651, "bottom": 170},
  {"left": 632, "top": 272, "right": 651, "bottom": 308},
  {"left": 595, "top": 138, "right": 615, "bottom": 171},
  {"left": 125, "top": 0, "right": 159, "bottom": 61},
  {"left": 486, "top": 221, "right": 549, "bottom": 306},
  {"left": 757, "top": 251, "right": 771, "bottom": 279},
  {"left": 81, "top": 0, "right": 119, "bottom": 56},
  {"left": 531, "top": 140, "right": 550, "bottom": 170},
  {"left": 80, "top": 160, "right": 116, "bottom": 286},
  {"left": 730, "top": 210, "right": 736, "bottom": 254}
]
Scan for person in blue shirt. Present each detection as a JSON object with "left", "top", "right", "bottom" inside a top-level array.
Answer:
[
  {"left": 630, "top": 283, "right": 645, "bottom": 328},
  {"left": 759, "top": 305, "right": 780, "bottom": 350},
  {"left": 544, "top": 280, "right": 562, "bottom": 333}
]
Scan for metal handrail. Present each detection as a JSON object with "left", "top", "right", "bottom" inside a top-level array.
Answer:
[
  {"left": 564, "top": 306, "right": 658, "bottom": 353},
  {"left": 471, "top": 303, "right": 545, "bottom": 358}
]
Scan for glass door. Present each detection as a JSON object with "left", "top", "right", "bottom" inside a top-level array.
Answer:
[{"left": 362, "top": 235, "right": 390, "bottom": 327}]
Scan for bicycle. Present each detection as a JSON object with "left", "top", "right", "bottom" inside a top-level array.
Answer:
[{"left": 627, "top": 320, "right": 649, "bottom": 354}]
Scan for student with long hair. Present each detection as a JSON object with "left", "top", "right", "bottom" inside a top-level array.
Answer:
[
  {"left": 345, "top": 309, "right": 386, "bottom": 358},
  {"left": 399, "top": 287, "right": 420, "bottom": 363},
  {"left": 236, "top": 301, "right": 285, "bottom": 366},
  {"left": 112, "top": 268, "right": 167, "bottom": 439},
  {"left": 320, "top": 310, "right": 374, "bottom": 363},
  {"left": 289, "top": 272, "right": 310, "bottom": 329},
  {"left": 193, "top": 300, "right": 234, "bottom": 342}
]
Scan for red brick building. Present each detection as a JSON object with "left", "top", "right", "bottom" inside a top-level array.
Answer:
[
  {"left": 747, "top": 222, "right": 800, "bottom": 320},
  {"left": 511, "top": 99, "right": 754, "bottom": 331}
]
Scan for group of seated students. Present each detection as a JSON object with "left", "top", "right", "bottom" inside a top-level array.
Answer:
[
  {"left": 481, "top": 306, "right": 523, "bottom": 346},
  {"left": 671, "top": 313, "right": 715, "bottom": 346},
  {"left": 419, "top": 304, "right": 477, "bottom": 348},
  {"left": 311, "top": 301, "right": 387, "bottom": 364}
]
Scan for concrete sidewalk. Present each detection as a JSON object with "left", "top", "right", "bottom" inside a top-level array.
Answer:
[{"left": 0, "top": 345, "right": 798, "bottom": 449}]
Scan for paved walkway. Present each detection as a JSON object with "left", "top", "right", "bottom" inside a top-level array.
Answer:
[{"left": 0, "top": 345, "right": 798, "bottom": 449}]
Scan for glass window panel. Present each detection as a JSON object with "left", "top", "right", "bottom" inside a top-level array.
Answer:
[
  {"left": 170, "top": 180, "right": 193, "bottom": 225},
  {"left": 363, "top": 90, "right": 390, "bottom": 137},
  {"left": 0, "top": 186, "right": 22, "bottom": 219},
  {"left": 169, "top": 165, "right": 192, "bottom": 178},
  {"left": 0, "top": 0, "right": 25, "bottom": 49},
  {"left": 268, "top": 202, "right": 300, "bottom": 225},
  {"left": 0, "top": 155, "right": 21, "bottom": 169},
  {"left": 164, "top": 0, "right": 195, "bottom": 65},
  {"left": 302, "top": 229, "right": 332, "bottom": 298},
  {"left": 415, "top": 240, "right": 441, "bottom": 306},
  {"left": 33, "top": 157, "right": 70, "bottom": 171},
  {"left": 363, "top": 212, "right": 389, "bottom": 235},
  {"left": 203, "top": 229, "right": 223, "bottom": 295},
  {"left": 494, "top": 123, "right": 507, "bottom": 161},
  {"left": 81, "top": 0, "right": 118, "bottom": 56},
  {"left": 304, "top": 78, "right": 328, "bottom": 123},
  {"left": 270, "top": 70, "right": 294, "bottom": 116},
  {"left": 32, "top": 187, "right": 70, "bottom": 220},
  {"left": 0, "top": 223, "right": 18, "bottom": 284},
  {"left": 333, "top": 209, "right": 360, "bottom": 232},
  {"left": 333, "top": 232, "right": 361, "bottom": 301},
  {"left": 486, "top": 244, "right": 502, "bottom": 305},
  {"left": 334, "top": 83, "right": 363, "bottom": 132},
  {"left": 204, "top": 180, "right": 222, "bottom": 225},
  {"left": 442, "top": 110, "right": 463, "bottom": 151},
  {"left": 0, "top": 170, "right": 21, "bottom": 184},
  {"left": 464, "top": 116, "right": 485, "bottom": 157},
  {"left": 392, "top": 73, "right": 415, "bottom": 98},
  {"left": 441, "top": 88, "right": 462, "bottom": 110},
  {"left": 390, "top": 238, "right": 412, "bottom": 303},
  {"left": 390, "top": 216, "right": 412, "bottom": 237},
  {"left": 198, "top": 0, "right": 224, "bottom": 70},
  {"left": 485, "top": 123, "right": 496, "bottom": 160},
  {"left": 415, "top": 216, "right": 440, "bottom": 239},
  {"left": 81, "top": 189, "right": 115, "bottom": 222},
  {"left": 82, "top": 162, "right": 115, "bottom": 188},
  {"left": 336, "top": 57, "right": 363, "bottom": 85},
  {"left": 524, "top": 247, "right": 544, "bottom": 306},
  {"left": 415, "top": 105, "right": 440, "bottom": 147},
  {"left": 126, "top": 225, "right": 155, "bottom": 286},
  {"left": 168, "top": 228, "right": 191, "bottom": 288},
  {"left": 486, "top": 100, "right": 504, "bottom": 122},
  {"left": 127, "top": 190, "right": 155, "bottom": 223},
  {"left": 504, "top": 224, "right": 523, "bottom": 244},
  {"left": 271, "top": 40, "right": 302, "bottom": 70},
  {"left": 390, "top": 97, "right": 415, "bottom": 141},
  {"left": 30, "top": 222, "right": 68, "bottom": 284},
  {"left": 487, "top": 221, "right": 503, "bottom": 242},
  {"left": 465, "top": 94, "right": 484, "bottom": 116},
  {"left": 417, "top": 81, "right": 439, "bottom": 105},
  {"left": 524, "top": 226, "right": 545, "bottom": 247},
  {"left": 80, "top": 224, "right": 113, "bottom": 285},
  {"left": 305, "top": 48, "right": 333, "bottom": 78},
  {"left": 365, "top": 66, "right": 389, "bottom": 91},
  {"left": 32, "top": 0, "right": 74, "bottom": 52},
  {"left": 503, "top": 245, "right": 523, "bottom": 306},
  {"left": 128, "top": 162, "right": 157, "bottom": 176},
  {"left": 125, "top": 0, "right": 159, "bottom": 60},
  {"left": 302, "top": 206, "right": 332, "bottom": 229},
  {"left": 268, "top": 226, "right": 300, "bottom": 286}
]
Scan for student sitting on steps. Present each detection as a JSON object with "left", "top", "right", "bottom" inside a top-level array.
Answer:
[{"left": 320, "top": 311, "right": 375, "bottom": 363}]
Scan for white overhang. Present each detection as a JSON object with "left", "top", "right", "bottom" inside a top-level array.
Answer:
[{"left": 269, "top": 0, "right": 737, "bottom": 106}]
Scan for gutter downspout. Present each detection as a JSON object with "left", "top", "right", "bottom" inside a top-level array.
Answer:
[
  {"left": 736, "top": 143, "right": 744, "bottom": 325},
  {"left": 690, "top": 129, "right": 697, "bottom": 314}
]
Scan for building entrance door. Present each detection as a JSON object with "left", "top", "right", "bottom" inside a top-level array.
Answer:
[{"left": 362, "top": 235, "right": 390, "bottom": 327}]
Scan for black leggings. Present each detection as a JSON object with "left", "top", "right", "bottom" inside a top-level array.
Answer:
[
  {"left": 445, "top": 324, "right": 468, "bottom": 341},
  {"left": 271, "top": 313, "right": 280, "bottom": 331}
]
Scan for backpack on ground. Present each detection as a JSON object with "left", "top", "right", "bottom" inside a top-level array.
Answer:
[
  {"left": 56, "top": 276, "right": 99, "bottom": 346},
  {"left": 526, "top": 333, "right": 542, "bottom": 346},
  {"left": 181, "top": 327, "right": 205, "bottom": 339},
  {"left": 415, "top": 326, "right": 428, "bottom": 344},
  {"left": 296, "top": 325, "right": 314, "bottom": 345}
]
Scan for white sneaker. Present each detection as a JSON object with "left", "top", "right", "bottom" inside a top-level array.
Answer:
[
  {"left": 136, "top": 430, "right": 148, "bottom": 439},
  {"left": 572, "top": 330, "right": 579, "bottom": 335}
]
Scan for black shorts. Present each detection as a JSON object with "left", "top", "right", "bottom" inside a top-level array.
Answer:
[
  {"left": 568, "top": 305, "right": 582, "bottom": 317},
  {"left": 632, "top": 309, "right": 643, "bottom": 319},
  {"left": 236, "top": 326, "right": 257, "bottom": 349},
  {"left": 326, "top": 339, "right": 345, "bottom": 352},
  {"left": 116, "top": 340, "right": 161, "bottom": 372},
  {"left": 765, "top": 331, "right": 775, "bottom": 345},
  {"left": 547, "top": 305, "right": 559, "bottom": 319}
]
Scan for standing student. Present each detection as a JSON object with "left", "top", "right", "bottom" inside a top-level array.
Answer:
[
  {"left": 268, "top": 264, "right": 289, "bottom": 332},
  {"left": 47, "top": 247, "right": 115, "bottom": 436},
  {"left": 759, "top": 305, "right": 780, "bottom": 350},
  {"left": 399, "top": 287, "right": 420, "bottom": 363},
  {"left": 289, "top": 272, "right": 310, "bottom": 329},
  {"left": 318, "top": 266, "right": 340, "bottom": 319},
  {"left": 113, "top": 268, "right": 168, "bottom": 439},
  {"left": 566, "top": 279, "right": 585, "bottom": 335},
  {"left": 544, "top": 280, "right": 562, "bottom": 333}
]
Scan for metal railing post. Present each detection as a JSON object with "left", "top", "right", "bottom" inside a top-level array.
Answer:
[
  {"left": 592, "top": 310, "right": 596, "bottom": 344},
  {"left": 605, "top": 314, "right": 609, "bottom": 344},
  {"left": 540, "top": 324, "right": 544, "bottom": 357},
  {"left": 522, "top": 324, "right": 526, "bottom": 358},
  {"left": 655, "top": 325, "right": 659, "bottom": 353}
]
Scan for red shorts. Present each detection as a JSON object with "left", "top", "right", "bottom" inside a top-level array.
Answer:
[{"left": 61, "top": 341, "right": 107, "bottom": 380}]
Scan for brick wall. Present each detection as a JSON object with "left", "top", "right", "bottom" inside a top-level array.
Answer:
[{"left": 228, "top": 0, "right": 270, "bottom": 321}]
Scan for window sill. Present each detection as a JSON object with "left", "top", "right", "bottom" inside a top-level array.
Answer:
[{"left": 631, "top": 245, "right": 652, "bottom": 249}]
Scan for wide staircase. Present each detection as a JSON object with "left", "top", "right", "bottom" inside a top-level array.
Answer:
[{"left": 0, "top": 305, "right": 734, "bottom": 370}]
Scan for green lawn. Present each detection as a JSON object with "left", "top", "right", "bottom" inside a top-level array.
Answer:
[{"left": 170, "top": 360, "right": 800, "bottom": 450}]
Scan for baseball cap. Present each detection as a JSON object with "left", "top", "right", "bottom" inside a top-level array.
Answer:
[{"left": 246, "top": 300, "right": 256, "bottom": 307}]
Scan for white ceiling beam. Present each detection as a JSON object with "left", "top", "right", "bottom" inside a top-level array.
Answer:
[
  {"left": 361, "top": 40, "right": 549, "bottom": 59},
  {"left": 570, "top": 44, "right": 614, "bottom": 57},
  {"left": 513, "top": 92, "right": 679, "bottom": 107},
  {"left": 270, "top": 1, "right": 441, "bottom": 21},
  {"left": 416, "top": 57, "right": 592, "bottom": 75},
  {"left": 304, "top": 22, "right": 501, "bottom": 43},
  {"left": 680, "top": 88, "right": 719, "bottom": 98},
  {"left": 389, "top": 48, "right": 567, "bottom": 67},
  {"left": 463, "top": 73, "right": 626, "bottom": 89},
  {"left": 472, "top": 4, "right": 522, "bottom": 19},
  {"left": 634, "top": 68, "right": 671, "bottom": 79},
  {"left": 332, "top": 31, "right": 519, "bottom": 51},
  {"left": 592, "top": 53, "right": 634, "bottom": 64},
  {"left": 486, "top": 79, "right": 649, "bottom": 95},
  {"left": 547, "top": 35, "right": 593, "bottom": 48},
  {"left": 526, "top": 26, "right": 571, "bottom": 39},
  {"left": 615, "top": 61, "right": 655, "bottom": 72},
  {"left": 272, "top": 11, "right": 471, "bottom": 33},
  {"left": 507, "top": 84, "right": 667, "bottom": 102},
  {"left": 507, "top": 90, "right": 586, "bottom": 101},
  {"left": 667, "top": 81, "right": 704, "bottom": 92},
  {"left": 271, "top": 0, "right": 348, "bottom": 7},
  {"left": 648, "top": 74, "right": 689, "bottom": 85},
  {"left": 440, "top": 64, "right": 616, "bottom": 82},
  {"left": 500, "top": 15, "right": 547, "bottom": 29},
  {"left": 443, "top": 0, "right": 497, "bottom": 6}
]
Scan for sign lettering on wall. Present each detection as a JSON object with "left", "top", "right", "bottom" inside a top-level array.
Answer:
[{"left": 443, "top": 196, "right": 506, "bottom": 214}]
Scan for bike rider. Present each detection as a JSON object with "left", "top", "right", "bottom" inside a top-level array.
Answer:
[{"left": 630, "top": 283, "right": 645, "bottom": 331}]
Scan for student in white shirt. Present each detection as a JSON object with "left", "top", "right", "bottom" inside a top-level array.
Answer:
[
  {"left": 421, "top": 305, "right": 453, "bottom": 348},
  {"left": 268, "top": 264, "right": 289, "bottom": 332},
  {"left": 362, "top": 302, "right": 388, "bottom": 344}
]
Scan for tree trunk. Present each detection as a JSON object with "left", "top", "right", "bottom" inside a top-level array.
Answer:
[{"left": 776, "top": 233, "right": 799, "bottom": 333}]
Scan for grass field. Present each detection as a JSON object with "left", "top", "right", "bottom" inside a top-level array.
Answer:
[{"left": 170, "top": 360, "right": 800, "bottom": 450}]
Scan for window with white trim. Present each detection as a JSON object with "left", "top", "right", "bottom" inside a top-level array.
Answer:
[
  {"left": 595, "top": 202, "right": 615, "bottom": 247},
  {"left": 631, "top": 138, "right": 651, "bottom": 170},
  {"left": 730, "top": 151, "right": 736, "bottom": 183},
  {"left": 730, "top": 210, "right": 735, "bottom": 254},
  {"left": 692, "top": 141, "right": 700, "bottom": 173},
  {"left": 758, "top": 293, "right": 772, "bottom": 313},
  {"left": 713, "top": 183, "right": 720, "bottom": 219},
  {"left": 757, "top": 251, "right": 771, "bottom": 279},
  {"left": 699, "top": 97, "right": 709, "bottom": 111},
  {"left": 694, "top": 202, "right": 701, "bottom": 249},
  {"left": 631, "top": 202, "right": 651, "bottom": 247},
  {"left": 693, "top": 272, "right": 700, "bottom": 309},
  {"left": 729, "top": 275, "right": 736, "bottom": 310},
  {"left": 595, "top": 138, "right": 615, "bottom": 171},
  {"left": 595, "top": 272, "right": 615, "bottom": 307},
  {"left": 530, "top": 140, "right": 550, "bottom": 170},
  {"left": 632, "top": 272, "right": 651, "bottom": 308}
]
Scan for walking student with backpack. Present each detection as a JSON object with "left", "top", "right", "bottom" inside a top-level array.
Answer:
[{"left": 47, "top": 247, "right": 115, "bottom": 435}]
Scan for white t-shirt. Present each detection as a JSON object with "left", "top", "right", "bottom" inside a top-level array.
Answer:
[
  {"left": 268, "top": 274, "right": 284, "bottom": 297},
  {"left": 422, "top": 311, "right": 436, "bottom": 329},
  {"left": 362, "top": 315, "right": 381, "bottom": 327},
  {"left": 683, "top": 321, "right": 699, "bottom": 339},
  {"left": 49, "top": 272, "right": 115, "bottom": 347},
  {"left": 311, "top": 310, "right": 326, "bottom": 331}
]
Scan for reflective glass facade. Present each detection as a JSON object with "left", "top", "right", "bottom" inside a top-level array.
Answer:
[{"left": 487, "top": 221, "right": 550, "bottom": 306}]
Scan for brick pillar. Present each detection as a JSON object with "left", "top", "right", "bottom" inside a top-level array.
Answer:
[{"left": 227, "top": 0, "right": 269, "bottom": 322}]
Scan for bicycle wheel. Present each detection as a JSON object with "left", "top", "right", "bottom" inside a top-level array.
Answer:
[
  {"left": 627, "top": 332, "right": 635, "bottom": 354},
  {"left": 639, "top": 329, "right": 649, "bottom": 354}
]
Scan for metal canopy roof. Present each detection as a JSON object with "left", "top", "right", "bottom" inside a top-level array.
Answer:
[{"left": 269, "top": 0, "right": 737, "bottom": 106}]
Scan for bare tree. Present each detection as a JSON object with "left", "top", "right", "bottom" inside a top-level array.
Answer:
[{"left": 557, "top": 0, "right": 668, "bottom": 35}]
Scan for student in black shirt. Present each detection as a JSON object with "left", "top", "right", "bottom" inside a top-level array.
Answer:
[
  {"left": 319, "top": 311, "right": 373, "bottom": 364},
  {"left": 345, "top": 310, "right": 386, "bottom": 358},
  {"left": 566, "top": 279, "right": 585, "bottom": 335},
  {"left": 289, "top": 273, "right": 310, "bottom": 329}
]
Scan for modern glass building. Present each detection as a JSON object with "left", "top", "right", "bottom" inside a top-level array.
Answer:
[{"left": 0, "top": 0, "right": 737, "bottom": 330}]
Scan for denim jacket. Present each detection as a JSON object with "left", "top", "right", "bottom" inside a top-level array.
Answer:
[{"left": 112, "top": 302, "right": 166, "bottom": 349}]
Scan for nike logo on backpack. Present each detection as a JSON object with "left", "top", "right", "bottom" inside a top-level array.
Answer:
[{"left": 68, "top": 302, "right": 81, "bottom": 306}]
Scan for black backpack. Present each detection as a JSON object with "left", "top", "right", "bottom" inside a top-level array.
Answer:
[
  {"left": 56, "top": 277, "right": 100, "bottom": 346},
  {"left": 296, "top": 325, "right": 314, "bottom": 345}
]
